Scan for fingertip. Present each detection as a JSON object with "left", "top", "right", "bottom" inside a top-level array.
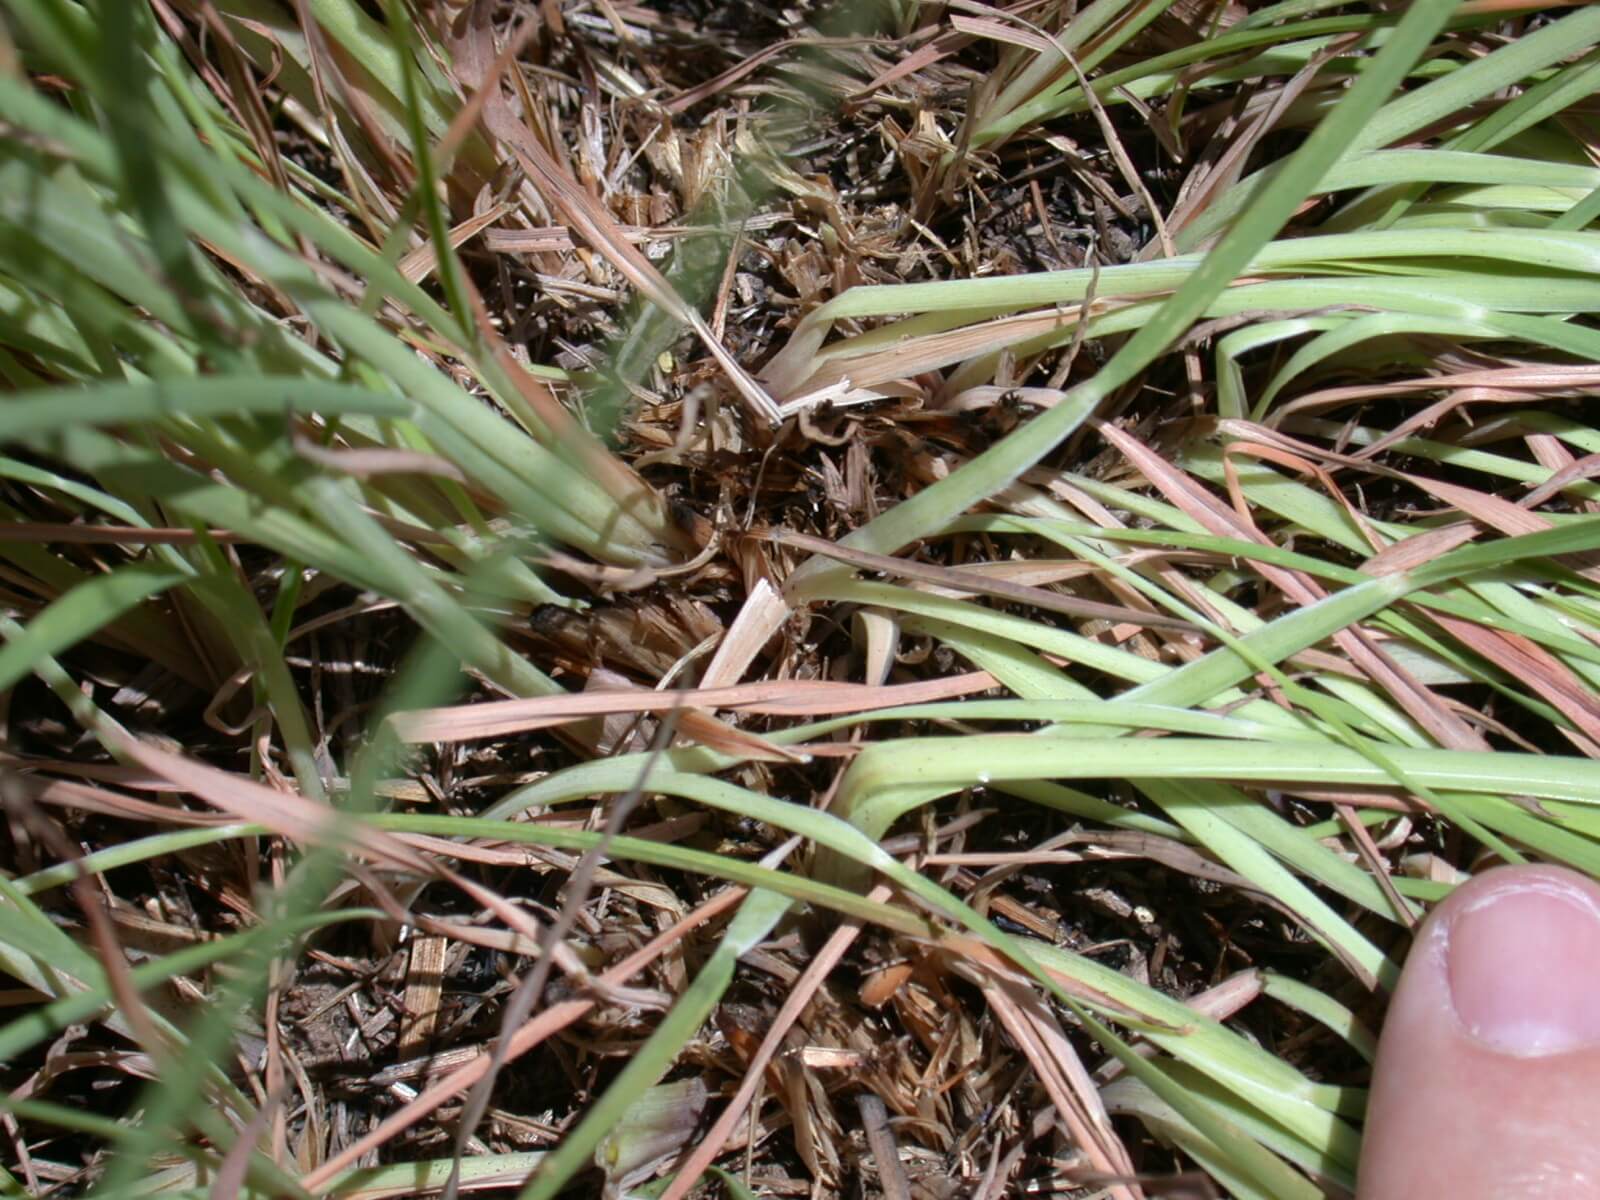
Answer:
[
  {"left": 1358, "top": 865, "right": 1600, "bottom": 1199},
  {"left": 1444, "top": 865, "right": 1600, "bottom": 1057}
]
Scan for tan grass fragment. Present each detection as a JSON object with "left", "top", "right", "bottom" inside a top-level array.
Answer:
[
  {"left": 396, "top": 933, "right": 450, "bottom": 1059},
  {"left": 388, "top": 671, "right": 998, "bottom": 744},
  {"left": 698, "top": 576, "right": 792, "bottom": 689},
  {"left": 398, "top": 203, "right": 515, "bottom": 285},
  {"left": 857, "top": 1093, "right": 912, "bottom": 1200}
]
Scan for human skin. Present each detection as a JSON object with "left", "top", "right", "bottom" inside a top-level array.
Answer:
[{"left": 1357, "top": 864, "right": 1600, "bottom": 1198}]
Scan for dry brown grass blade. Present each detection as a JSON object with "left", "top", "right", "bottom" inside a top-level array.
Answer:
[
  {"left": 388, "top": 672, "right": 1000, "bottom": 743},
  {"left": 766, "top": 302, "right": 1114, "bottom": 409},
  {"left": 209, "top": 1089, "right": 283, "bottom": 1200},
  {"left": 1273, "top": 363, "right": 1600, "bottom": 433},
  {"left": 450, "top": 6, "right": 781, "bottom": 426},
  {"left": 1360, "top": 523, "right": 1480, "bottom": 576},
  {"left": 844, "top": 0, "right": 1043, "bottom": 102},
  {"left": 1221, "top": 421, "right": 1600, "bottom": 585},
  {"left": 856, "top": 1093, "right": 912, "bottom": 1200},
  {"left": 7, "top": 769, "right": 237, "bottom": 826},
  {"left": 285, "top": 0, "right": 401, "bottom": 236},
  {"left": 1219, "top": 443, "right": 1386, "bottom": 555},
  {"left": 1336, "top": 804, "right": 1419, "bottom": 929},
  {"left": 0, "top": 524, "right": 258, "bottom": 545},
  {"left": 14, "top": 802, "right": 169, "bottom": 1056},
  {"left": 298, "top": 886, "right": 748, "bottom": 1194},
  {"left": 161, "top": 0, "right": 292, "bottom": 195},
  {"left": 664, "top": 35, "right": 873, "bottom": 114},
  {"left": 700, "top": 577, "right": 792, "bottom": 689},
  {"left": 288, "top": 430, "right": 469, "bottom": 483},
  {"left": 1158, "top": 40, "right": 1350, "bottom": 249},
  {"left": 431, "top": 8, "right": 539, "bottom": 171},
  {"left": 386, "top": 829, "right": 680, "bottom": 891},
  {"left": 1520, "top": 452, "right": 1600, "bottom": 510},
  {"left": 481, "top": 214, "right": 785, "bottom": 256},
  {"left": 1424, "top": 614, "right": 1600, "bottom": 754},
  {"left": 93, "top": 734, "right": 612, "bottom": 998},
  {"left": 957, "top": 0, "right": 1174, "bottom": 258},
  {"left": 977, "top": 966, "right": 1143, "bottom": 1200},
  {"left": 398, "top": 204, "right": 515, "bottom": 285},
  {"left": 1096, "top": 419, "right": 1491, "bottom": 751},
  {"left": 658, "top": 885, "right": 895, "bottom": 1200},
  {"left": 466, "top": 296, "right": 691, "bottom": 561},
  {"left": 1459, "top": 0, "right": 1592, "bottom": 11},
  {"left": 936, "top": 828, "right": 1262, "bottom": 896},
  {"left": 1410, "top": 477, "right": 1554, "bottom": 538},
  {"left": 766, "top": 526, "right": 1203, "bottom": 633},
  {"left": 105, "top": 733, "right": 435, "bottom": 871},
  {"left": 949, "top": 14, "right": 1055, "bottom": 52},
  {"left": 674, "top": 707, "right": 810, "bottom": 763},
  {"left": 1173, "top": 969, "right": 1263, "bottom": 1026}
]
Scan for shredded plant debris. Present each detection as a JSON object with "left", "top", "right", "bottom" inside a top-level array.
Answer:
[{"left": 2, "top": 1, "right": 1600, "bottom": 1198}]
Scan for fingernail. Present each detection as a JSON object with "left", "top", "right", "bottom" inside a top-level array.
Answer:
[{"left": 1447, "top": 872, "right": 1600, "bottom": 1057}]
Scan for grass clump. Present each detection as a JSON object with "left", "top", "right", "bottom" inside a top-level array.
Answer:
[{"left": 1, "top": 1, "right": 1599, "bottom": 1198}]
